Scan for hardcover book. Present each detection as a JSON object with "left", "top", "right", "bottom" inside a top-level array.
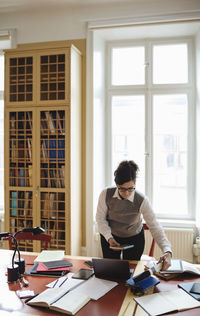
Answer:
[
  {"left": 178, "top": 282, "right": 200, "bottom": 300},
  {"left": 27, "top": 287, "right": 90, "bottom": 315},
  {"left": 134, "top": 288, "right": 200, "bottom": 316},
  {"left": 126, "top": 275, "right": 160, "bottom": 293}
]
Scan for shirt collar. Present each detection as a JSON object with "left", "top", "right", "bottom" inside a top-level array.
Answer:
[{"left": 113, "top": 187, "right": 135, "bottom": 202}]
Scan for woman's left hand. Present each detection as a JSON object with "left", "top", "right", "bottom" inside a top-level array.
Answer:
[{"left": 158, "top": 252, "right": 172, "bottom": 271}]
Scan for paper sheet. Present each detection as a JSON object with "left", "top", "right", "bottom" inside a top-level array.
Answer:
[{"left": 72, "top": 276, "right": 118, "bottom": 300}]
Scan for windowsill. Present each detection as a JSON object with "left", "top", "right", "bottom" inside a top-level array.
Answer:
[{"left": 158, "top": 218, "right": 196, "bottom": 229}]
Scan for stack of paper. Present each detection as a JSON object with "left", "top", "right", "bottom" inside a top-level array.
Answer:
[{"left": 34, "top": 250, "right": 65, "bottom": 264}]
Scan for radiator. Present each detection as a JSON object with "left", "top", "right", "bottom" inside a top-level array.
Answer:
[{"left": 144, "top": 228, "right": 194, "bottom": 263}]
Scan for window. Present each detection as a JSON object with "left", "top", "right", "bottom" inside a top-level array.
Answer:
[{"left": 107, "top": 39, "right": 194, "bottom": 219}]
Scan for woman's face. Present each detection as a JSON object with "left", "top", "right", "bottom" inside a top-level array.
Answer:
[{"left": 117, "top": 180, "right": 135, "bottom": 199}]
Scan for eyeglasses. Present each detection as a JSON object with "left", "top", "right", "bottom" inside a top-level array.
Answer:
[{"left": 118, "top": 187, "right": 135, "bottom": 193}]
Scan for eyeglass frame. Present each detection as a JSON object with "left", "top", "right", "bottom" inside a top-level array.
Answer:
[{"left": 117, "top": 186, "right": 135, "bottom": 193}]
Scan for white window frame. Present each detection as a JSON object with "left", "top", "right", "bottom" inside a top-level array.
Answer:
[{"left": 106, "top": 37, "right": 195, "bottom": 220}]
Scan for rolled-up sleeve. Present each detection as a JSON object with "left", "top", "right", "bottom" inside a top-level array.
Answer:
[{"left": 140, "top": 197, "right": 172, "bottom": 254}]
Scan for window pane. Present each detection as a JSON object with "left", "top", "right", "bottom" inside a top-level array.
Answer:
[
  {"left": 153, "top": 44, "right": 188, "bottom": 84},
  {"left": 112, "top": 47, "right": 145, "bottom": 85},
  {"left": 153, "top": 94, "right": 188, "bottom": 216},
  {"left": 112, "top": 95, "right": 145, "bottom": 191}
]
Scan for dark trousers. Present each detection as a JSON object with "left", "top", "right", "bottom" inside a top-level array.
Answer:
[{"left": 100, "top": 228, "right": 145, "bottom": 260}]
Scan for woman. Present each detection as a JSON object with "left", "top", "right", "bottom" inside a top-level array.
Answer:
[{"left": 96, "top": 160, "right": 172, "bottom": 270}]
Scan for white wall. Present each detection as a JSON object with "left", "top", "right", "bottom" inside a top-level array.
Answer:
[
  {"left": 195, "top": 29, "right": 200, "bottom": 233},
  {"left": 0, "top": 0, "right": 200, "bottom": 44}
]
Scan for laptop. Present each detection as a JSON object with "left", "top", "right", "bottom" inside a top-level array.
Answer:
[{"left": 92, "top": 258, "right": 131, "bottom": 280}]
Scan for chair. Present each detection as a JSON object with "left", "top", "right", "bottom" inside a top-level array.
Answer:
[
  {"left": 5, "top": 232, "right": 52, "bottom": 250},
  {"left": 143, "top": 223, "right": 155, "bottom": 257}
]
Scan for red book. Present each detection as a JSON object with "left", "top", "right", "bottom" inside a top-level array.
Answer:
[{"left": 37, "top": 262, "right": 70, "bottom": 273}]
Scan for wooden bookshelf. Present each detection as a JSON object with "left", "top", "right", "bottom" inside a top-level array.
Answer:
[{"left": 4, "top": 42, "right": 82, "bottom": 255}]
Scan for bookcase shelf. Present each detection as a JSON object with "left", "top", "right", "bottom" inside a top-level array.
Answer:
[{"left": 4, "top": 42, "right": 82, "bottom": 255}]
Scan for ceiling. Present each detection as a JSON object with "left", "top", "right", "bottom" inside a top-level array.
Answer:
[{"left": 0, "top": 0, "right": 142, "bottom": 13}]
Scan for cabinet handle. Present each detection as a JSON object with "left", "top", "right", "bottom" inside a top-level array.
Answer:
[{"left": 35, "top": 186, "right": 40, "bottom": 198}]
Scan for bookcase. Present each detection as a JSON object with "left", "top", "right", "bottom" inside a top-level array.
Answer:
[{"left": 4, "top": 42, "right": 82, "bottom": 255}]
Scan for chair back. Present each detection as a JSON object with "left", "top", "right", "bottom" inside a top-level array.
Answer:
[
  {"left": 143, "top": 223, "right": 155, "bottom": 257},
  {"left": 6, "top": 232, "right": 51, "bottom": 250}
]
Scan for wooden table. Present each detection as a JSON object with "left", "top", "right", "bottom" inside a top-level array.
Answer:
[{"left": 0, "top": 249, "right": 200, "bottom": 316}]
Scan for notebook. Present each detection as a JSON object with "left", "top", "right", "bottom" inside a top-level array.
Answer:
[{"left": 92, "top": 258, "right": 131, "bottom": 280}]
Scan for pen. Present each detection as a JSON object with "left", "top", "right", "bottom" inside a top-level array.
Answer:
[
  {"left": 53, "top": 278, "right": 59, "bottom": 288},
  {"left": 53, "top": 271, "right": 68, "bottom": 288},
  {"left": 59, "top": 277, "right": 68, "bottom": 288},
  {"left": 24, "top": 293, "right": 39, "bottom": 304}
]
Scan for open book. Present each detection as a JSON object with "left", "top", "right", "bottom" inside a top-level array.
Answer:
[
  {"left": 145, "top": 259, "right": 200, "bottom": 279},
  {"left": 27, "top": 287, "right": 90, "bottom": 315},
  {"left": 134, "top": 288, "right": 200, "bottom": 316}
]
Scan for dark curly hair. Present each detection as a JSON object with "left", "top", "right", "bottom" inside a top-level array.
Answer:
[{"left": 114, "top": 160, "right": 139, "bottom": 185}]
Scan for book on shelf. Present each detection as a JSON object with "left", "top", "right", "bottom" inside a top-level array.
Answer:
[
  {"left": 134, "top": 288, "right": 200, "bottom": 316},
  {"left": 27, "top": 138, "right": 32, "bottom": 160},
  {"left": 18, "top": 142, "right": 25, "bottom": 159},
  {"left": 26, "top": 287, "right": 90, "bottom": 315},
  {"left": 58, "top": 139, "right": 65, "bottom": 159},
  {"left": 10, "top": 191, "right": 17, "bottom": 215},
  {"left": 19, "top": 168, "right": 25, "bottom": 186},
  {"left": 10, "top": 115, "right": 16, "bottom": 129},
  {"left": 24, "top": 191, "right": 31, "bottom": 216},
  {"left": 57, "top": 111, "right": 65, "bottom": 135},
  {"left": 178, "top": 282, "right": 200, "bottom": 300},
  {"left": 28, "top": 165, "right": 32, "bottom": 186},
  {"left": 27, "top": 111, "right": 32, "bottom": 129},
  {"left": 10, "top": 139, "right": 17, "bottom": 159},
  {"left": 41, "top": 140, "right": 47, "bottom": 160},
  {"left": 49, "top": 193, "right": 56, "bottom": 219},
  {"left": 45, "top": 111, "right": 56, "bottom": 134},
  {"left": 42, "top": 192, "right": 49, "bottom": 218},
  {"left": 59, "top": 165, "right": 65, "bottom": 188}
]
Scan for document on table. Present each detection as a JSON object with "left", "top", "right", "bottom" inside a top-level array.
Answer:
[
  {"left": 72, "top": 276, "right": 118, "bottom": 300},
  {"left": 47, "top": 272, "right": 118, "bottom": 300},
  {"left": 46, "top": 273, "right": 84, "bottom": 291}
]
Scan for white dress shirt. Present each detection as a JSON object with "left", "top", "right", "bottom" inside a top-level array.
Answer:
[{"left": 96, "top": 188, "right": 172, "bottom": 254}]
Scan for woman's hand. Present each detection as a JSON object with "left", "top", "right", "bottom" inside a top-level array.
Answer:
[
  {"left": 108, "top": 237, "right": 120, "bottom": 249},
  {"left": 158, "top": 252, "right": 172, "bottom": 271}
]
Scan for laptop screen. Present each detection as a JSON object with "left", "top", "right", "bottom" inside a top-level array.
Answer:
[{"left": 92, "top": 258, "right": 131, "bottom": 280}]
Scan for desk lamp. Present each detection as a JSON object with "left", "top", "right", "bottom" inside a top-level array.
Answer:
[{"left": 0, "top": 227, "right": 45, "bottom": 283}]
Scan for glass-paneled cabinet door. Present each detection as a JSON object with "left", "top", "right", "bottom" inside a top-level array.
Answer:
[
  {"left": 7, "top": 109, "right": 35, "bottom": 251},
  {"left": 39, "top": 109, "right": 66, "bottom": 250},
  {"left": 37, "top": 49, "right": 70, "bottom": 106},
  {"left": 9, "top": 110, "right": 33, "bottom": 189},
  {"left": 5, "top": 53, "right": 36, "bottom": 106}
]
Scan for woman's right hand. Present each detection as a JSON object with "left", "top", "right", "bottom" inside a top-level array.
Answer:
[{"left": 108, "top": 237, "right": 120, "bottom": 248}]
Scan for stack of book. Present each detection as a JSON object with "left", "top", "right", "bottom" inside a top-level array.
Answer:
[{"left": 25, "top": 259, "right": 72, "bottom": 277}]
